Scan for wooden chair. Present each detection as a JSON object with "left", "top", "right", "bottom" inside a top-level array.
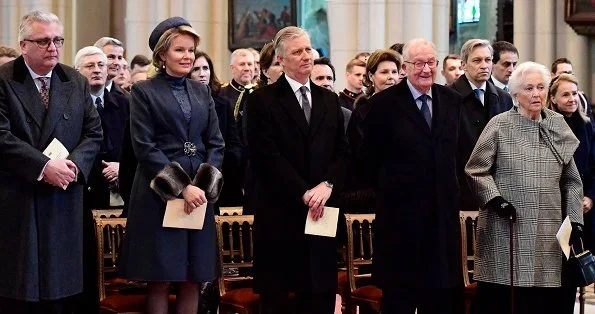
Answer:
[
  {"left": 219, "top": 206, "right": 244, "bottom": 216},
  {"left": 215, "top": 214, "right": 259, "bottom": 314},
  {"left": 343, "top": 214, "right": 380, "bottom": 314},
  {"left": 459, "top": 211, "right": 478, "bottom": 314},
  {"left": 94, "top": 217, "right": 175, "bottom": 314},
  {"left": 92, "top": 209, "right": 123, "bottom": 219}
]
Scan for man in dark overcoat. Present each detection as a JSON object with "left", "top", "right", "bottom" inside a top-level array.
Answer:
[
  {"left": 0, "top": 10, "right": 102, "bottom": 313},
  {"left": 361, "top": 38, "right": 463, "bottom": 314},
  {"left": 74, "top": 45, "right": 130, "bottom": 313},
  {"left": 246, "top": 26, "right": 349, "bottom": 314},
  {"left": 449, "top": 39, "right": 513, "bottom": 211}
]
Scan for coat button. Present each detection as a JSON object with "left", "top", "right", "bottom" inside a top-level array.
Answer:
[
  {"left": 26, "top": 118, "right": 32, "bottom": 123},
  {"left": 63, "top": 113, "right": 70, "bottom": 120}
]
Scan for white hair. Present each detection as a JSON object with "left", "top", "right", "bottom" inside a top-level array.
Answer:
[
  {"left": 18, "top": 10, "right": 62, "bottom": 42},
  {"left": 74, "top": 46, "right": 107, "bottom": 70},
  {"left": 402, "top": 38, "right": 436, "bottom": 61},
  {"left": 230, "top": 48, "right": 253, "bottom": 65},
  {"left": 508, "top": 61, "right": 551, "bottom": 104}
]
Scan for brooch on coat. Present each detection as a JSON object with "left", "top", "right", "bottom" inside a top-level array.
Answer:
[{"left": 184, "top": 142, "right": 197, "bottom": 157}]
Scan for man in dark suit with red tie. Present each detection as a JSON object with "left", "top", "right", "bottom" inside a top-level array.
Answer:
[
  {"left": 361, "top": 38, "right": 463, "bottom": 314},
  {"left": 246, "top": 26, "right": 349, "bottom": 314},
  {"left": 0, "top": 10, "right": 102, "bottom": 313}
]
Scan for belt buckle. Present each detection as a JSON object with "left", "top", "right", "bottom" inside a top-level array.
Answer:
[{"left": 184, "top": 142, "right": 197, "bottom": 157}]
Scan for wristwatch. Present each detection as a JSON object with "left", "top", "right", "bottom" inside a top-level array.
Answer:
[{"left": 323, "top": 181, "right": 334, "bottom": 189}]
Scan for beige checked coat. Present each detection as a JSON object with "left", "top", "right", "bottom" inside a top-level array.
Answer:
[{"left": 465, "top": 107, "right": 583, "bottom": 287}]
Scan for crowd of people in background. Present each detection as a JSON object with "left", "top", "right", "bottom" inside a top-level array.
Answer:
[{"left": 0, "top": 8, "right": 593, "bottom": 314}]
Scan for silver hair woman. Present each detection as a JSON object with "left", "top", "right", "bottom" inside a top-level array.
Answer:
[{"left": 465, "top": 61, "right": 584, "bottom": 314}]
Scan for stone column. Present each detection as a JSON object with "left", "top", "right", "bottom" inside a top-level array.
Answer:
[
  {"left": 513, "top": 0, "right": 535, "bottom": 62},
  {"left": 533, "top": 0, "right": 555, "bottom": 67},
  {"left": 328, "top": 0, "right": 360, "bottom": 91}
]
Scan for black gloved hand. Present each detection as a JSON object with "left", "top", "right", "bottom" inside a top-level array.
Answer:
[
  {"left": 570, "top": 222, "right": 584, "bottom": 252},
  {"left": 487, "top": 196, "right": 517, "bottom": 222}
]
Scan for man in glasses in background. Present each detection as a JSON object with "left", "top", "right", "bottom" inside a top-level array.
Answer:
[
  {"left": 0, "top": 10, "right": 102, "bottom": 314},
  {"left": 448, "top": 39, "right": 512, "bottom": 212},
  {"left": 360, "top": 38, "right": 464, "bottom": 313}
]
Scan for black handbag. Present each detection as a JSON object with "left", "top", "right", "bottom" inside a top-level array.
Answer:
[{"left": 569, "top": 239, "right": 595, "bottom": 287}]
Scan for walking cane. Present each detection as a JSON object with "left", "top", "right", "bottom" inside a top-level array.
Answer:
[{"left": 509, "top": 216, "right": 515, "bottom": 314}]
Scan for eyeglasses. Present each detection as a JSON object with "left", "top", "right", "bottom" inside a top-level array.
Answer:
[
  {"left": 404, "top": 60, "right": 439, "bottom": 70},
  {"left": 23, "top": 37, "right": 65, "bottom": 49}
]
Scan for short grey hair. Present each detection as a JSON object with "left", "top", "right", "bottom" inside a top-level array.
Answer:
[
  {"left": 94, "top": 37, "right": 123, "bottom": 49},
  {"left": 508, "top": 61, "right": 551, "bottom": 103},
  {"left": 402, "top": 38, "right": 436, "bottom": 61},
  {"left": 459, "top": 39, "right": 493, "bottom": 63},
  {"left": 18, "top": 10, "right": 62, "bottom": 42},
  {"left": 274, "top": 26, "right": 310, "bottom": 58},
  {"left": 230, "top": 48, "right": 253, "bottom": 65},
  {"left": 74, "top": 46, "right": 107, "bottom": 70}
]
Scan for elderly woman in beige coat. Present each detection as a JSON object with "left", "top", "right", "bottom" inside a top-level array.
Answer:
[{"left": 465, "top": 61, "right": 584, "bottom": 314}]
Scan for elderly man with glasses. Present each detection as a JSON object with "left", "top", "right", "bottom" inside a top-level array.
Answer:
[
  {"left": 360, "top": 38, "right": 464, "bottom": 314},
  {"left": 0, "top": 10, "right": 102, "bottom": 314}
]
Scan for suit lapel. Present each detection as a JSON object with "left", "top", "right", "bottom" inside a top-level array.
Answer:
[
  {"left": 153, "top": 75, "right": 189, "bottom": 140},
  {"left": 39, "top": 64, "right": 73, "bottom": 148},
  {"left": 430, "top": 84, "right": 450, "bottom": 137},
  {"left": 308, "top": 83, "right": 327, "bottom": 138},
  {"left": 395, "top": 80, "right": 431, "bottom": 135},
  {"left": 186, "top": 81, "right": 202, "bottom": 141},
  {"left": 9, "top": 57, "right": 44, "bottom": 128},
  {"left": 276, "top": 75, "right": 308, "bottom": 136},
  {"left": 102, "top": 90, "right": 119, "bottom": 150},
  {"left": 485, "top": 81, "right": 502, "bottom": 117}
]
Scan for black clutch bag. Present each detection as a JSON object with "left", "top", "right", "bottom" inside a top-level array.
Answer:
[{"left": 569, "top": 240, "right": 595, "bottom": 287}]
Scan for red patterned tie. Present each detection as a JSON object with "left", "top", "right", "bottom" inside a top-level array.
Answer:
[{"left": 37, "top": 77, "right": 49, "bottom": 109}]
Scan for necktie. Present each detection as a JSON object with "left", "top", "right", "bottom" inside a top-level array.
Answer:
[
  {"left": 418, "top": 94, "right": 431, "bottom": 128},
  {"left": 503, "top": 86, "right": 509, "bottom": 92},
  {"left": 95, "top": 97, "right": 104, "bottom": 114},
  {"left": 299, "top": 86, "right": 311, "bottom": 124},
  {"left": 37, "top": 77, "right": 50, "bottom": 109},
  {"left": 474, "top": 89, "right": 483, "bottom": 104}
]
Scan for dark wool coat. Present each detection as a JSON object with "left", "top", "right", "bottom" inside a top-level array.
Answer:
[
  {"left": 449, "top": 75, "right": 513, "bottom": 210},
  {"left": 361, "top": 79, "right": 463, "bottom": 289},
  {"left": 84, "top": 89, "right": 129, "bottom": 209},
  {"left": 246, "top": 74, "right": 349, "bottom": 294},
  {"left": 0, "top": 57, "right": 102, "bottom": 301},
  {"left": 120, "top": 73, "right": 224, "bottom": 282}
]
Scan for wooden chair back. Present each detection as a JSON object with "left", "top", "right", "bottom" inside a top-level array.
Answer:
[
  {"left": 219, "top": 206, "right": 244, "bottom": 216},
  {"left": 94, "top": 217, "right": 127, "bottom": 301},
  {"left": 459, "top": 211, "right": 478, "bottom": 286},
  {"left": 215, "top": 214, "right": 254, "bottom": 297},
  {"left": 344, "top": 213, "right": 375, "bottom": 293}
]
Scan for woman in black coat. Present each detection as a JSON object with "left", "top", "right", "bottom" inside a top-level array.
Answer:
[
  {"left": 548, "top": 73, "right": 595, "bottom": 252},
  {"left": 341, "top": 49, "right": 402, "bottom": 213},
  {"left": 189, "top": 51, "right": 242, "bottom": 211},
  {"left": 120, "top": 18, "right": 224, "bottom": 314},
  {"left": 188, "top": 50, "right": 241, "bottom": 314}
]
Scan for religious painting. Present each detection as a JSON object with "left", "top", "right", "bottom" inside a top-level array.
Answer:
[
  {"left": 228, "top": 0, "right": 297, "bottom": 50},
  {"left": 565, "top": 0, "right": 595, "bottom": 35}
]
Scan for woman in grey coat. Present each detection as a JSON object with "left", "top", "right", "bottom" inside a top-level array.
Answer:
[
  {"left": 465, "top": 61, "right": 583, "bottom": 314},
  {"left": 120, "top": 17, "right": 224, "bottom": 314}
]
